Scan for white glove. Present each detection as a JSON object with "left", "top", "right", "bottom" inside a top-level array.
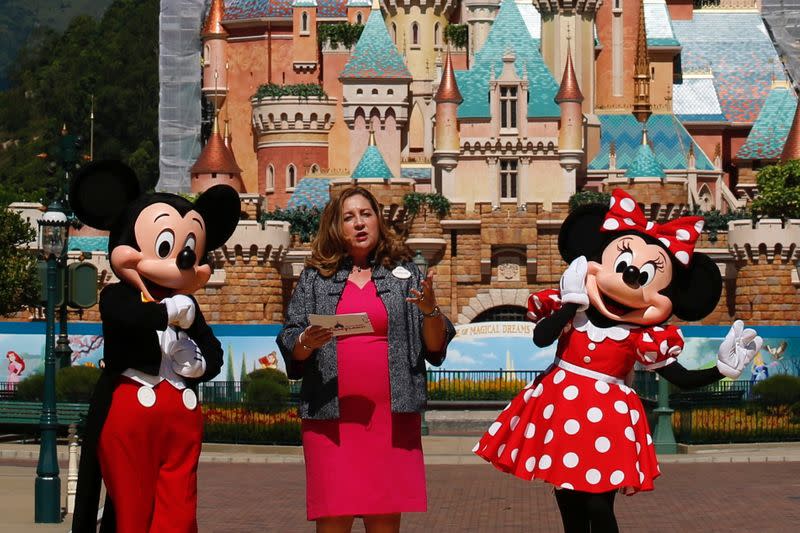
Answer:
[
  {"left": 717, "top": 320, "right": 763, "bottom": 379},
  {"left": 559, "top": 256, "right": 590, "bottom": 311},
  {"left": 168, "top": 330, "right": 206, "bottom": 378},
  {"left": 162, "top": 294, "right": 196, "bottom": 329}
]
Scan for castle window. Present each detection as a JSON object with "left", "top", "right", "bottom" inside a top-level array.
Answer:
[
  {"left": 301, "top": 12, "right": 309, "bottom": 34},
  {"left": 500, "top": 160, "right": 518, "bottom": 200},
  {"left": 391, "top": 22, "right": 397, "bottom": 44},
  {"left": 357, "top": 88, "right": 363, "bottom": 95},
  {"left": 434, "top": 23, "right": 440, "bottom": 47},
  {"left": 372, "top": 88, "right": 379, "bottom": 95},
  {"left": 287, "top": 164, "right": 297, "bottom": 190},
  {"left": 500, "top": 86, "right": 518, "bottom": 130},
  {"left": 411, "top": 22, "right": 419, "bottom": 46},
  {"left": 310, "top": 164, "right": 320, "bottom": 174},
  {"left": 267, "top": 165, "right": 275, "bottom": 191},
  {"left": 356, "top": 12, "right": 363, "bottom": 25}
]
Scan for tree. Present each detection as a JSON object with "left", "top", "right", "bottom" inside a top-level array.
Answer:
[
  {"left": 752, "top": 160, "right": 800, "bottom": 220},
  {"left": 0, "top": 206, "right": 39, "bottom": 315}
]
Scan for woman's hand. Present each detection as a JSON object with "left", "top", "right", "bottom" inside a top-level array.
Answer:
[
  {"left": 299, "top": 325, "right": 333, "bottom": 352},
  {"left": 406, "top": 269, "right": 438, "bottom": 315}
]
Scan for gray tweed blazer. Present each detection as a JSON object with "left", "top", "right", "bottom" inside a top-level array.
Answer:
[{"left": 277, "top": 258, "right": 455, "bottom": 419}]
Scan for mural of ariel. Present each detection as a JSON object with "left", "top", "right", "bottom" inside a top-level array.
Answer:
[{"left": 6, "top": 351, "right": 25, "bottom": 384}]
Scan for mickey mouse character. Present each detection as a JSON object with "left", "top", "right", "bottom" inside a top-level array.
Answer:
[
  {"left": 475, "top": 189, "right": 762, "bottom": 533},
  {"left": 70, "top": 161, "right": 239, "bottom": 533}
]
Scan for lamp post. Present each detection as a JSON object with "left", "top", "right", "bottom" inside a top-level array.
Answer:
[
  {"left": 35, "top": 200, "right": 69, "bottom": 523},
  {"left": 412, "top": 250, "right": 430, "bottom": 435},
  {"left": 653, "top": 373, "right": 677, "bottom": 455}
]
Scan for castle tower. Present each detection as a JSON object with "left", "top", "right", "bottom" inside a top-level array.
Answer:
[
  {"left": 190, "top": 114, "right": 244, "bottom": 193},
  {"left": 201, "top": 0, "right": 229, "bottom": 107},
  {"left": 340, "top": 1, "right": 412, "bottom": 176},
  {"left": 555, "top": 44, "right": 584, "bottom": 174},
  {"left": 463, "top": 0, "right": 501, "bottom": 64},
  {"left": 346, "top": 0, "right": 372, "bottom": 24},
  {"left": 292, "top": 0, "right": 319, "bottom": 79},
  {"left": 432, "top": 48, "right": 463, "bottom": 195},
  {"left": 536, "top": 0, "right": 599, "bottom": 113},
  {"left": 632, "top": 0, "right": 651, "bottom": 125}
]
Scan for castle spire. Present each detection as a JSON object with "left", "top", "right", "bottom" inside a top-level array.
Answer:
[
  {"left": 632, "top": 0, "right": 651, "bottom": 124},
  {"left": 434, "top": 48, "right": 463, "bottom": 104},
  {"left": 555, "top": 44, "right": 583, "bottom": 104},
  {"left": 190, "top": 112, "right": 243, "bottom": 193},
  {"left": 781, "top": 99, "right": 800, "bottom": 162},
  {"left": 202, "top": 0, "right": 227, "bottom": 37}
]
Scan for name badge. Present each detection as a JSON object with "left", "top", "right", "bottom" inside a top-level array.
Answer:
[{"left": 392, "top": 266, "right": 411, "bottom": 279}]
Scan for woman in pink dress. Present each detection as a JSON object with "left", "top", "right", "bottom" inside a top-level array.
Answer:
[{"left": 277, "top": 186, "right": 456, "bottom": 533}]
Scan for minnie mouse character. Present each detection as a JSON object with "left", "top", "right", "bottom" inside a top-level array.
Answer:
[
  {"left": 70, "top": 161, "right": 240, "bottom": 533},
  {"left": 475, "top": 189, "right": 762, "bottom": 532}
]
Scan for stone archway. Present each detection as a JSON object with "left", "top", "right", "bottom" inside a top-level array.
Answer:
[{"left": 457, "top": 288, "right": 530, "bottom": 324}]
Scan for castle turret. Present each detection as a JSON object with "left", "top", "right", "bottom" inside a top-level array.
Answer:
[
  {"left": 432, "top": 49, "right": 463, "bottom": 174},
  {"left": 340, "top": 1, "right": 412, "bottom": 176},
  {"left": 201, "top": 0, "right": 229, "bottom": 107},
  {"left": 292, "top": 0, "right": 319, "bottom": 78},
  {"left": 190, "top": 115, "right": 244, "bottom": 193},
  {"left": 632, "top": 0, "right": 652, "bottom": 125},
  {"left": 555, "top": 44, "right": 584, "bottom": 172},
  {"left": 346, "top": 0, "right": 371, "bottom": 25},
  {"left": 463, "top": 0, "right": 501, "bottom": 64}
]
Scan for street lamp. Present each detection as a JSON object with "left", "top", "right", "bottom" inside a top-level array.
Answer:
[
  {"left": 653, "top": 373, "right": 677, "bottom": 455},
  {"left": 35, "top": 200, "right": 70, "bottom": 523}
]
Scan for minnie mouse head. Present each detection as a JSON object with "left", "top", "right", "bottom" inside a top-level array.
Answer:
[
  {"left": 69, "top": 160, "right": 240, "bottom": 301},
  {"left": 559, "top": 189, "right": 722, "bottom": 326}
]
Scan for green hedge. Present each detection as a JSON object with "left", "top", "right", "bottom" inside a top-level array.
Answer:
[{"left": 203, "top": 420, "right": 301, "bottom": 445}]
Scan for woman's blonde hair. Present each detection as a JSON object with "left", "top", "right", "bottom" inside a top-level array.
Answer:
[{"left": 307, "top": 186, "right": 411, "bottom": 277}]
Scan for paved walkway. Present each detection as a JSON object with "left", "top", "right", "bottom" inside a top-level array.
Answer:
[{"left": 2, "top": 438, "right": 800, "bottom": 532}]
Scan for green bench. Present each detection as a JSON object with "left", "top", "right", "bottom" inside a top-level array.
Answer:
[{"left": 0, "top": 400, "right": 89, "bottom": 429}]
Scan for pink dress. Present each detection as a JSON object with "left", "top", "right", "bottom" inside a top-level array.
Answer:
[
  {"left": 476, "top": 288, "right": 686, "bottom": 494},
  {"left": 302, "top": 280, "right": 426, "bottom": 520}
]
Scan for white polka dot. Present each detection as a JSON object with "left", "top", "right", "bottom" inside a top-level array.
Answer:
[
  {"left": 533, "top": 383, "right": 545, "bottom": 397},
  {"left": 587, "top": 407, "right": 603, "bottom": 423},
  {"left": 543, "top": 404, "right": 554, "bottom": 419},
  {"left": 563, "top": 452, "right": 579, "bottom": 468},
  {"left": 502, "top": 402, "right": 511, "bottom": 411},
  {"left": 647, "top": 434, "right": 653, "bottom": 445},
  {"left": 595, "top": 381, "right": 610, "bottom": 394},
  {"left": 553, "top": 370, "right": 566, "bottom": 384},
  {"left": 603, "top": 218, "right": 620, "bottom": 231},
  {"left": 544, "top": 429, "right": 554, "bottom": 444},
  {"left": 658, "top": 237, "right": 671, "bottom": 248},
  {"left": 472, "top": 442, "right": 480, "bottom": 453},
  {"left": 677, "top": 329, "right": 685, "bottom": 340},
  {"left": 525, "top": 456, "right": 537, "bottom": 472},
  {"left": 511, "top": 448, "right": 519, "bottom": 462},
  {"left": 497, "top": 444, "right": 506, "bottom": 457},
  {"left": 561, "top": 483, "right": 574, "bottom": 490},
  {"left": 620, "top": 197, "right": 636, "bottom": 212},
  {"left": 614, "top": 401, "right": 629, "bottom": 414},
  {"left": 588, "top": 343, "right": 596, "bottom": 351},
  {"left": 524, "top": 380, "right": 535, "bottom": 389},
  {"left": 646, "top": 221, "right": 655, "bottom": 230},
  {"left": 595, "top": 436, "right": 611, "bottom": 453},
  {"left": 636, "top": 442, "right": 642, "bottom": 454},
  {"left": 488, "top": 422, "right": 502, "bottom": 436},
  {"left": 675, "top": 250, "right": 690, "bottom": 265},
  {"left": 525, "top": 423, "right": 536, "bottom": 438},
  {"left": 659, "top": 340, "right": 669, "bottom": 355},
  {"left": 524, "top": 388, "right": 534, "bottom": 402},
  {"left": 583, "top": 356, "right": 592, "bottom": 363},
  {"left": 563, "top": 386, "right": 579, "bottom": 400},
  {"left": 676, "top": 229, "right": 690, "bottom": 241},
  {"left": 609, "top": 196, "right": 616, "bottom": 208},
  {"left": 695, "top": 220, "right": 704, "bottom": 233},
  {"left": 635, "top": 461, "right": 641, "bottom": 472},
  {"left": 510, "top": 416, "right": 520, "bottom": 431},
  {"left": 630, "top": 410, "right": 641, "bottom": 425},
  {"left": 653, "top": 326, "right": 664, "bottom": 332},
  {"left": 639, "top": 471, "right": 645, "bottom": 483},
  {"left": 625, "top": 427, "right": 636, "bottom": 441},
  {"left": 539, "top": 455, "right": 552, "bottom": 469},
  {"left": 619, "top": 384, "right": 632, "bottom": 395},
  {"left": 564, "top": 419, "right": 581, "bottom": 435},
  {"left": 586, "top": 469, "right": 602, "bottom": 485},
  {"left": 610, "top": 470, "right": 625, "bottom": 485},
  {"left": 623, "top": 217, "right": 635, "bottom": 226},
  {"left": 642, "top": 333, "right": 653, "bottom": 343}
]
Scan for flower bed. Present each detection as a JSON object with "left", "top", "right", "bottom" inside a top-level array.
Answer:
[
  {"left": 673, "top": 405, "right": 800, "bottom": 444},
  {"left": 203, "top": 404, "right": 301, "bottom": 445}
]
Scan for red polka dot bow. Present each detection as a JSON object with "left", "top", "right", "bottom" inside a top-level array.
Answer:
[{"left": 600, "top": 189, "right": 704, "bottom": 266}]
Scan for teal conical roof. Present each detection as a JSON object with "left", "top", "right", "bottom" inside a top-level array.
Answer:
[
  {"left": 625, "top": 137, "right": 666, "bottom": 178},
  {"left": 340, "top": 6, "right": 411, "bottom": 80},
  {"left": 455, "top": 0, "right": 559, "bottom": 118},
  {"left": 352, "top": 135, "right": 394, "bottom": 180}
]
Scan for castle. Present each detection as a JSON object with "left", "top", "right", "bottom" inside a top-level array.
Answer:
[{"left": 13, "top": 0, "right": 800, "bottom": 330}]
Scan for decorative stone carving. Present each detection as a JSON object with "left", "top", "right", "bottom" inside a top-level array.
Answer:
[{"left": 496, "top": 255, "right": 520, "bottom": 281}]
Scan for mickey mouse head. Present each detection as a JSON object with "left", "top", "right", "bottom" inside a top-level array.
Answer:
[
  {"left": 69, "top": 160, "right": 240, "bottom": 301},
  {"left": 558, "top": 189, "right": 722, "bottom": 326}
]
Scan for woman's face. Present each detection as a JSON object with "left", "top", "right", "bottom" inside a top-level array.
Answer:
[{"left": 341, "top": 194, "right": 379, "bottom": 258}]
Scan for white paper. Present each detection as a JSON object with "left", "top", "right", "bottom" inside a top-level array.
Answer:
[{"left": 309, "top": 313, "right": 374, "bottom": 337}]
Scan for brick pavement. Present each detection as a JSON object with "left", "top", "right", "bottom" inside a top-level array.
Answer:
[{"left": 196, "top": 462, "right": 800, "bottom": 533}]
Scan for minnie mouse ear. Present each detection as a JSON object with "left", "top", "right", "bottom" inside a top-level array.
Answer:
[
  {"left": 193, "top": 184, "right": 240, "bottom": 252},
  {"left": 69, "top": 160, "right": 141, "bottom": 230},
  {"left": 558, "top": 204, "right": 610, "bottom": 263}
]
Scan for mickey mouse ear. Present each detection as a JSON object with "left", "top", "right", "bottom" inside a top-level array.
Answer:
[
  {"left": 193, "top": 184, "right": 241, "bottom": 252},
  {"left": 69, "top": 160, "right": 141, "bottom": 230}
]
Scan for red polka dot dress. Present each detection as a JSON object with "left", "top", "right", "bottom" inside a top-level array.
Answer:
[{"left": 474, "top": 289, "right": 684, "bottom": 494}]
